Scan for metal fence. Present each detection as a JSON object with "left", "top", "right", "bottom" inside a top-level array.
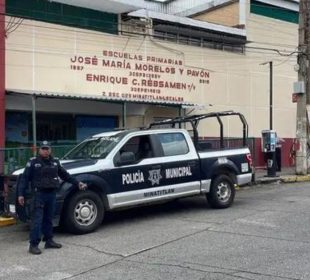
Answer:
[{"left": 0, "top": 145, "right": 75, "bottom": 175}]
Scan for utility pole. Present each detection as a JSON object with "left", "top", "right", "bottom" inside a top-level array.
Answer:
[
  {"left": 296, "top": 0, "right": 309, "bottom": 175},
  {"left": 260, "top": 61, "right": 273, "bottom": 130},
  {"left": 269, "top": 61, "right": 273, "bottom": 130},
  {"left": 260, "top": 60, "right": 276, "bottom": 177}
]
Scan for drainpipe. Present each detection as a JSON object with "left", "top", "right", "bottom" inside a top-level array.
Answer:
[
  {"left": 239, "top": 0, "right": 246, "bottom": 27},
  {"left": 122, "top": 102, "right": 127, "bottom": 128},
  {"left": 32, "top": 96, "right": 37, "bottom": 156},
  {"left": 178, "top": 105, "right": 183, "bottom": 128},
  {"left": 0, "top": 0, "right": 5, "bottom": 174}
]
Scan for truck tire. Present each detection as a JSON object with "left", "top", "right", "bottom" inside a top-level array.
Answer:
[
  {"left": 207, "top": 174, "right": 235, "bottom": 209},
  {"left": 63, "top": 190, "right": 104, "bottom": 234}
]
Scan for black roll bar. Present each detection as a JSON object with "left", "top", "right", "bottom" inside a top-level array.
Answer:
[{"left": 149, "top": 111, "right": 249, "bottom": 148}]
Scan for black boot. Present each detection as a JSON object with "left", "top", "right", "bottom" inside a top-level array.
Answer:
[
  {"left": 29, "top": 245, "right": 42, "bottom": 255},
  {"left": 45, "top": 239, "right": 62, "bottom": 249}
]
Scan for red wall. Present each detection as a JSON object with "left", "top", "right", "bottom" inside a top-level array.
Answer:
[{"left": 253, "top": 138, "right": 295, "bottom": 169}]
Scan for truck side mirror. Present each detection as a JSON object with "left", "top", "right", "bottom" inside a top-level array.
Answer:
[{"left": 117, "top": 151, "right": 136, "bottom": 166}]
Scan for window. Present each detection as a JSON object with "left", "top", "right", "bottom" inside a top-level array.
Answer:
[
  {"left": 120, "top": 135, "right": 154, "bottom": 161},
  {"left": 31, "top": 113, "right": 75, "bottom": 142},
  {"left": 6, "top": 0, "right": 118, "bottom": 34},
  {"left": 64, "top": 135, "right": 122, "bottom": 160},
  {"left": 5, "top": 112, "right": 29, "bottom": 145},
  {"left": 158, "top": 133, "right": 189, "bottom": 156},
  {"left": 76, "top": 115, "right": 118, "bottom": 141},
  {"left": 153, "top": 24, "right": 246, "bottom": 54},
  {"left": 250, "top": 0, "right": 298, "bottom": 24}
]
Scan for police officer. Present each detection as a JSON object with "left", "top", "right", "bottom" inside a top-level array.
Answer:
[{"left": 17, "top": 141, "right": 87, "bottom": 255}]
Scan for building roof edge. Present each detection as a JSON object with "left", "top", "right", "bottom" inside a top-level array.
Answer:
[{"left": 128, "top": 9, "right": 246, "bottom": 37}]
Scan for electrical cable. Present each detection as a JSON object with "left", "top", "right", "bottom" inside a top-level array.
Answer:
[
  {"left": 0, "top": 1, "right": 301, "bottom": 46},
  {"left": 1, "top": 17, "right": 300, "bottom": 58}
]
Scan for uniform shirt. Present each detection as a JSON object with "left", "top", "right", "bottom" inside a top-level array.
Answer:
[{"left": 18, "top": 156, "right": 79, "bottom": 197}]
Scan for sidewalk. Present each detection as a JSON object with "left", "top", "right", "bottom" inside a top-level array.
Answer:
[{"left": 253, "top": 167, "right": 310, "bottom": 184}]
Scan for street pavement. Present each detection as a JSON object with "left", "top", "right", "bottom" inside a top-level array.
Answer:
[{"left": 1, "top": 181, "right": 310, "bottom": 280}]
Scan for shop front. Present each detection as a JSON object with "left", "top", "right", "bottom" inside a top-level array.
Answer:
[{"left": 5, "top": 91, "right": 190, "bottom": 148}]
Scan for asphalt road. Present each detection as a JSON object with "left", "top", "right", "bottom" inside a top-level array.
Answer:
[{"left": 1, "top": 182, "right": 310, "bottom": 280}]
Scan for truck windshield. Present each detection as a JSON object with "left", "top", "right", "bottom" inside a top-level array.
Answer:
[{"left": 63, "top": 136, "right": 121, "bottom": 160}]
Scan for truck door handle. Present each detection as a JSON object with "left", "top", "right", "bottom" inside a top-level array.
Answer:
[
  {"left": 151, "top": 165, "right": 161, "bottom": 169},
  {"left": 188, "top": 161, "right": 196, "bottom": 167}
]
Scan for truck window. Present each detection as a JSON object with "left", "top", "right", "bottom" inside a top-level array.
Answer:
[
  {"left": 119, "top": 135, "right": 154, "bottom": 161},
  {"left": 63, "top": 135, "right": 122, "bottom": 159},
  {"left": 158, "top": 133, "right": 189, "bottom": 156}
]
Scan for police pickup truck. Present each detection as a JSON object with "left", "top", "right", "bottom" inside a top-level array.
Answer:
[{"left": 9, "top": 111, "right": 252, "bottom": 234}]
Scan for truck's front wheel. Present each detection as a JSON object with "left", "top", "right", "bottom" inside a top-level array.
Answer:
[
  {"left": 207, "top": 174, "right": 235, "bottom": 209},
  {"left": 63, "top": 190, "right": 104, "bottom": 234}
]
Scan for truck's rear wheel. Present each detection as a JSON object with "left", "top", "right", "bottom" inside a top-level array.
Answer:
[
  {"left": 63, "top": 190, "right": 104, "bottom": 234},
  {"left": 207, "top": 174, "right": 235, "bottom": 209}
]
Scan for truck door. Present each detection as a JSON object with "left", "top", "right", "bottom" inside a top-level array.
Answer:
[
  {"left": 105, "top": 132, "right": 200, "bottom": 209},
  {"left": 106, "top": 134, "right": 159, "bottom": 208}
]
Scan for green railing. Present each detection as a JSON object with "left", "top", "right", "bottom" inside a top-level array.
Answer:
[{"left": 0, "top": 145, "right": 76, "bottom": 175}]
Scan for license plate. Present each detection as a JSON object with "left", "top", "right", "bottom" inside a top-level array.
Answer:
[
  {"left": 241, "top": 163, "right": 249, "bottom": 172},
  {"left": 9, "top": 204, "right": 16, "bottom": 214}
]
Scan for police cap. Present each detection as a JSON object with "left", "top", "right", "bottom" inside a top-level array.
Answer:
[{"left": 40, "top": 140, "right": 51, "bottom": 149}]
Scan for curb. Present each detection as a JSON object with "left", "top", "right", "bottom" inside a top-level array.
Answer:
[
  {"left": 255, "top": 174, "right": 310, "bottom": 185},
  {"left": 281, "top": 174, "right": 310, "bottom": 183}
]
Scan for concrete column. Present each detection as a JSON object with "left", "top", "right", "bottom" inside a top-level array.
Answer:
[{"left": 239, "top": 0, "right": 246, "bottom": 27}]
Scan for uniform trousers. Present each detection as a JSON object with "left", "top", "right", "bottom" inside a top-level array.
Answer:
[{"left": 29, "top": 191, "right": 56, "bottom": 246}]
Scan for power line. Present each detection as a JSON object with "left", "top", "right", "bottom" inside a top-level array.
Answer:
[
  {"left": 1, "top": 1, "right": 302, "bottom": 50},
  {"left": 0, "top": 16, "right": 291, "bottom": 48},
  {"left": 0, "top": 5, "right": 301, "bottom": 80},
  {"left": 5, "top": 17, "right": 23, "bottom": 36}
]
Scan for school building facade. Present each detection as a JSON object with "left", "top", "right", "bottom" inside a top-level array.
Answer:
[{"left": 0, "top": 0, "right": 300, "bottom": 171}]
